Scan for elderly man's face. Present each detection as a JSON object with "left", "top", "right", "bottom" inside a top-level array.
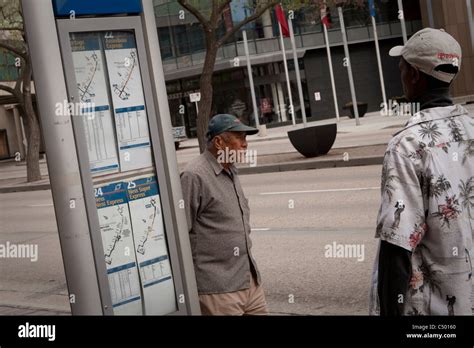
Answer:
[
  {"left": 213, "top": 131, "right": 248, "bottom": 165},
  {"left": 217, "top": 131, "right": 247, "bottom": 152}
]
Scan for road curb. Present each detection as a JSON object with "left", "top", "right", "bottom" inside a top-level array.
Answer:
[
  {"left": 0, "top": 183, "right": 51, "bottom": 194},
  {"left": 0, "top": 155, "right": 384, "bottom": 192},
  {"left": 0, "top": 303, "right": 70, "bottom": 315},
  {"left": 238, "top": 155, "right": 384, "bottom": 175}
]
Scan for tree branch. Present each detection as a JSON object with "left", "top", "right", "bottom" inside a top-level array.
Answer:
[
  {"left": 0, "top": 41, "right": 26, "bottom": 60},
  {"left": 215, "top": 0, "right": 232, "bottom": 29},
  {"left": 177, "top": 0, "right": 211, "bottom": 31},
  {"left": 216, "top": 0, "right": 231, "bottom": 15},
  {"left": 217, "top": 0, "right": 279, "bottom": 46},
  {"left": 0, "top": 84, "right": 15, "bottom": 95}
]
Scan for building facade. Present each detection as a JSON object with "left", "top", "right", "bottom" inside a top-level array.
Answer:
[
  {"left": 153, "top": 0, "right": 473, "bottom": 138},
  {"left": 0, "top": 0, "right": 473, "bottom": 154}
]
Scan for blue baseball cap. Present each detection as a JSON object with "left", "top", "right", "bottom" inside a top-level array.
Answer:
[{"left": 206, "top": 114, "right": 258, "bottom": 140}]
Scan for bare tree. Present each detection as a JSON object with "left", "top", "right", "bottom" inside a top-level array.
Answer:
[
  {"left": 177, "top": 0, "right": 365, "bottom": 152},
  {"left": 177, "top": 0, "right": 281, "bottom": 152},
  {"left": 0, "top": 0, "right": 41, "bottom": 182}
]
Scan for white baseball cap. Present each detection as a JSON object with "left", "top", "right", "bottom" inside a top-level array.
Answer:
[{"left": 389, "top": 28, "right": 462, "bottom": 83}]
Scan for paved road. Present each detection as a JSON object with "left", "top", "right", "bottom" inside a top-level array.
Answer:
[
  {"left": 241, "top": 165, "right": 382, "bottom": 315},
  {"left": 0, "top": 165, "right": 384, "bottom": 315},
  {"left": 0, "top": 189, "right": 69, "bottom": 312}
]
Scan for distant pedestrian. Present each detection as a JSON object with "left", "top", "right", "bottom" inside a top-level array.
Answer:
[
  {"left": 180, "top": 114, "right": 268, "bottom": 315},
  {"left": 370, "top": 28, "right": 474, "bottom": 316}
]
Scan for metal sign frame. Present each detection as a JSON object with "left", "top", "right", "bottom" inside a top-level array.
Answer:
[{"left": 56, "top": 16, "right": 188, "bottom": 315}]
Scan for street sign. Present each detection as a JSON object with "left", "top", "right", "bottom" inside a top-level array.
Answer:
[
  {"left": 189, "top": 92, "right": 201, "bottom": 103},
  {"left": 22, "top": 0, "right": 199, "bottom": 316}
]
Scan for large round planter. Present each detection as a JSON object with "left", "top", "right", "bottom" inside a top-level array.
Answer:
[
  {"left": 344, "top": 102, "right": 368, "bottom": 119},
  {"left": 287, "top": 123, "right": 337, "bottom": 158}
]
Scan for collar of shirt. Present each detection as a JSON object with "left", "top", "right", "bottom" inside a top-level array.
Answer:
[
  {"left": 394, "top": 104, "right": 469, "bottom": 137},
  {"left": 204, "top": 150, "right": 237, "bottom": 177}
]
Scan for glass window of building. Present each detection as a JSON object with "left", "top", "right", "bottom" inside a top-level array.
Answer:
[
  {"left": 0, "top": 48, "right": 19, "bottom": 81},
  {"left": 158, "top": 27, "right": 173, "bottom": 59}
]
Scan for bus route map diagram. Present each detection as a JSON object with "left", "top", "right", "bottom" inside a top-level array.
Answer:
[
  {"left": 104, "top": 205, "right": 130, "bottom": 265},
  {"left": 136, "top": 197, "right": 158, "bottom": 255},
  {"left": 112, "top": 50, "right": 137, "bottom": 101},
  {"left": 77, "top": 51, "right": 100, "bottom": 102}
]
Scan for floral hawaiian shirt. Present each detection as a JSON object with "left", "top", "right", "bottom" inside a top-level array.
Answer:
[{"left": 370, "top": 104, "right": 474, "bottom": 315}]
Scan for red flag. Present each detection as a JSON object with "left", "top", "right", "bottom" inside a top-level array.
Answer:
[
  {"left": 275, "top": 4, "right": 289, "bottom": 37},
  {"left": 321, "top": 6, "right": 332, "bottom": 28}
]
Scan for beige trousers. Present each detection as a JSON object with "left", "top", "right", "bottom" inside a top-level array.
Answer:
[{"left": 199, "top": 276, "right": 268, "bottom": 315}]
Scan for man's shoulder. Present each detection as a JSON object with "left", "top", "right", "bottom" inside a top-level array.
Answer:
[
  {"left": 182, "top": 153, "right": 213, "bottom": 178},
  {"left": 386, "top": 104, "right": 474, "bottom": 160},
  {"left": 386, "top": 126, "right": 419, "bottom": 157}
]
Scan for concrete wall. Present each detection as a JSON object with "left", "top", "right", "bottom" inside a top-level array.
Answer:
[{"left": 304, "top": 38, "right": 404, "bottom": 121}]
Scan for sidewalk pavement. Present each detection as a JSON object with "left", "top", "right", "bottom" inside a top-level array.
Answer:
[
  {"left": 0, "top": 304, "right": 70, "bottom": 315},
  {"left": 176, "top": 110, "right": 411, "bottom": 174},
  {"left": 2, "top": 104, "right": 473, "bottom": 193}
]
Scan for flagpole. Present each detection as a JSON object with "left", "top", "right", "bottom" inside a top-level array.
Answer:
[
  {"left": 369, "top": 0, "right": 387, "bottom": 115},
  {"left": 322, "top": 11, "right": 340, "bottom": 122},
  {"left": 397, "top": 0, "right": 408, "bottom": 44},
  {"left": 338, "top": 5, "right": 360, "bottom": 126},
  {"left": 288, "top": 18, "right": 307, "bottom": 127},
  {"left": 243, "top": 30, "right": 260, "bottom": 129},
  {"left": 279, "top": 22, "right": 295, "bottom": 126},
  {"left": 467, "top": 0, "right": 474, "bottom": 52}
]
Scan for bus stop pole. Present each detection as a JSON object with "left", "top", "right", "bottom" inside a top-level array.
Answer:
[
  {"left": 21, "top": 0, "right": 107, "bottom": 315},
  {"left": 140, "top": 0, "right": 200, "bottom": 315}
]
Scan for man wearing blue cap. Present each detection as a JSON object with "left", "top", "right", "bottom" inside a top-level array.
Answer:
[{"left": 180, "top": 114, "right": 268, "bottom": 315}]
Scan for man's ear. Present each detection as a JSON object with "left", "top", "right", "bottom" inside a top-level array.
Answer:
[
  {"left": 214, "top": 135, "right": 224, "bottom": 151},
  {"left": 410, "top": 65, "right": 421, "bottom": 84}
]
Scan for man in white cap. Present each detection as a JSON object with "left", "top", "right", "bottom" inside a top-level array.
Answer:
[{"left": 370, "top": 28, "right": 474, "bottom": 315}]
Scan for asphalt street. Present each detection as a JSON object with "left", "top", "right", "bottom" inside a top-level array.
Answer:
[
  {"left": 0, "top": 164, "right": 383, "bottom": 315},
  {"left": 242, "top": 164, "right": 381, "bottom": 315}
]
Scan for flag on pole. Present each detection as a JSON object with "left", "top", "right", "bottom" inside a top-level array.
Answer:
[
  {"left": 368, "top": 0, "right": 376, "bottom": 17},
  {"left": 275, "top": 4, "right": 289, "bottom": 37},
  {"left": 321, "top": 6, "right": 332, "bottom": 28}
]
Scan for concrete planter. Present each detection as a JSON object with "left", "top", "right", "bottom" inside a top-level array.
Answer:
[
  {"left": 344, "top": 102, "right": 368, "bottom": 119},
  {"left": 287, "top": 123, "right": 337, "bottom": 158}
]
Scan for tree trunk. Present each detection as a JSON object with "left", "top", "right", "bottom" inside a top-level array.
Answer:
[
  {"left": 22, "top": 62, "right": 41, "bottom": 182},
  {"left": 196, "top": 43, "right": 219, "bottom": 153}
]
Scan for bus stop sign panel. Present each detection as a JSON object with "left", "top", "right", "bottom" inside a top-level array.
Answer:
[{"left": 52, "top": 0, "right": 142, "bottom": 16}]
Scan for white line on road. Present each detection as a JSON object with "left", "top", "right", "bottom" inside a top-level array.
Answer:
[
  {"left": 259, "top": 187, "right": 379, "bottom": 195},
  {"left": 251, "top": 228, "right": 270, "bottom": 231},
  {"left": 26, "top": 204, "right": 54, "bottom": 207}
]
